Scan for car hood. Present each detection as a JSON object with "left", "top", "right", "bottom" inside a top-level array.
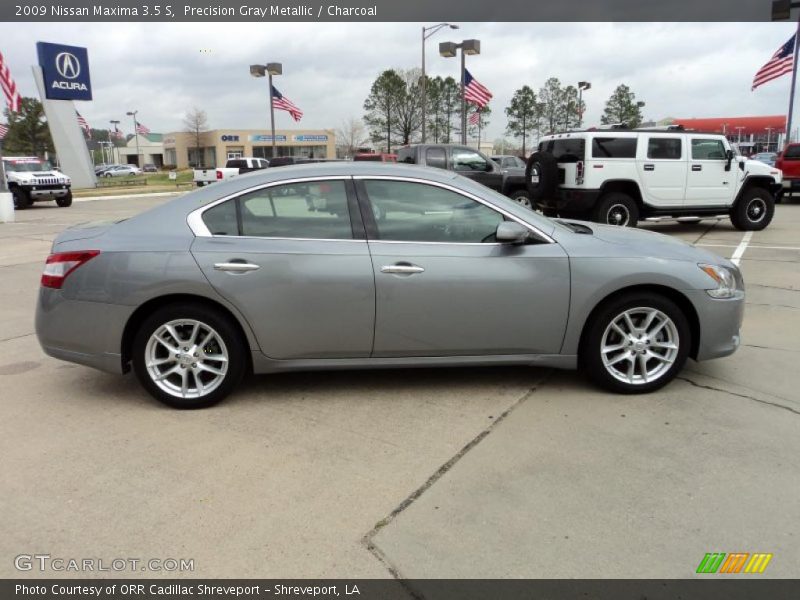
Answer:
[{"left": 554, "top": 220, "right": 735, "bottom": 267}]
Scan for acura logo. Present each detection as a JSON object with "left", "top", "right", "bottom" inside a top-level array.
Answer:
[{"left": 55, "top": 52, "right": 80, "bottom": 79}]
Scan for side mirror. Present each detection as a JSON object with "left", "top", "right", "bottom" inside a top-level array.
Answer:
[
  {"left": 496, "top": 221, "right": 530, "bottom": 244},
  {"left": 725, "top": 149, "right": 734, "bottom": 172},
  {"left": 485, "top": 161, "right": 496, "bottom": 172}
]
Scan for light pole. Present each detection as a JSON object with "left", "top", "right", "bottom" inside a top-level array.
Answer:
[
  {"left": 577, "top": 81, "right": 591, "bottom": 128},
  {"left": 772, "top": 0, "right": 800, "bottom": 142},
  {"left": 250, "top": 62, "right": 283, "bottom": 159},
  {"left": 439, "top": 38, "right": 481, "bottom": 144},
  {"left": 126, "top": 111, "right": 140, "bottom": 167},
  {"left": 421, "top": 23, "right": 459, "bottom": 143},
  {"left": 766, "top": 126, "right": 775, "bottom": 151},
  {"left": 110, "top": 120, "right": 120, "bottom": 164},
  {"left": 735, "top": 126, "right": 745, "bottom": 143}
]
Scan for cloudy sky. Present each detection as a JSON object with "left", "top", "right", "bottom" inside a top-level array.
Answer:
[{"left": 0, "top": 22, "right": 797, "bottom": 141}]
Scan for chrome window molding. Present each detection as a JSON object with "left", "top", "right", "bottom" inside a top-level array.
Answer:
[{"left": 353, "top": 175, "right": 556, "bottom": 244}]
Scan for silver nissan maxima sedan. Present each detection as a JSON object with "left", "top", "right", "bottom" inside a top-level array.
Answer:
[{"left": 36, "top": 162, "right": 744, "bottom": 408}]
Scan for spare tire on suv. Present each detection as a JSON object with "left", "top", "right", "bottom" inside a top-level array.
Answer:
[{"left": 525, "top": 151, "right": 559, "bottom": 201}]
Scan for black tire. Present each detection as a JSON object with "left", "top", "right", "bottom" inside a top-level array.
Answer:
[
  {"left": 775, "top": 190, "right": 784, "bottom": 204},
  {"left": 12, "top": 187, "right": 32, "bottom": 209},
  {"left": 509, "top": 188, "right": 533, "bottom": 210},
  {"left": 132, "top": 303, "right": 247, "bottom": 409},
  {"left": 593, "top": 192, "right": 639, "bottom": 227},
  {"left": 730, "top": 186, "right": 774, "bottom": 231},
  {"left": 56, "top": 191, "right": 72, "bottom": 207},
  {"left": 581, "top": 292, "right": 691, "bottom": 394},
  {"left": 525, "top": 151, "right": 559, "bottom": 200}
]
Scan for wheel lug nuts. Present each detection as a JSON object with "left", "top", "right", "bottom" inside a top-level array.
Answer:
[
  {"left": 191, "top": 363, "right": 197, "bottom": 368},
  {"left": 193, "top": 353, "right": 198, "bottom": 357}
]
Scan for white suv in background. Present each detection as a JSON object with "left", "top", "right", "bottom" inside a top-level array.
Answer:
[{"left": 525, "top": 127, "right": 782, "bottom": 230}]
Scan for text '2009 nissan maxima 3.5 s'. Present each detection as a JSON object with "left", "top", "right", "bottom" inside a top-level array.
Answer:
[{"left": 35, "top": 162, "right": 744, "bottom": 408}]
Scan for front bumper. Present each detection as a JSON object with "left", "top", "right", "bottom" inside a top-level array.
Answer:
[
  {"left": 684, "top": 289, "right": 745, "bottom": 361},
  {"left": 24, "top": 184, "right": 70, "bottom": 200}
]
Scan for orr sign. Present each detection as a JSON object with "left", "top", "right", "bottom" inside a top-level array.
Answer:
[{"left": 36, "top": 42, "right": 93, "bottom": 101}]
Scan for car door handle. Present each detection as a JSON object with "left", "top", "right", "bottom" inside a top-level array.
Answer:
[
  {"left": 381, "top": 264, "right": 425, "bottom": 275},
  {"left": 643, "top": 164, "right": 655, "bottom": 171},
  {"left": 692, "top": 165, "right": 702, "bottom": 171},
  {"left": 213, "top": 262, "right": 260, "bottom": 272}
]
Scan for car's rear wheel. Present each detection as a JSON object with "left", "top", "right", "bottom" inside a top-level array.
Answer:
[
  {"left": 12, "top": 188, "right": 32, "bottom": 209},
  {"left": 509, "top": 188, "right": 533, "bottom": 209},
  {"left": 593, "top": 192, "right": 639, "bottom": 227},
  {"left": 56, "top": 192, "right": 72, "bottom": 207},
  {"left": 132, "top": 304, "right": 246, "bottom": 408},
  {"left": 581, "top": 293, "right": 690, "bottom": 394},
  {"left": 730, "top": 187, "right": 774, "bottom": 231}
]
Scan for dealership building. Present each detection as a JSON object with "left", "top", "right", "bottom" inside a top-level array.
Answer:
[
  {"left": 163, "top": 129, "right": 337, "bottom": 168},
  {"left": 669, "top": 115, "right": 786, "bottom": 153}
]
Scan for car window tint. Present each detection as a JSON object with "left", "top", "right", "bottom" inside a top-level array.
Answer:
[
  {"left": 550, "top": 138, "right": 585, "bottom": 162},
  {"left": 426, "top": 147, "right": 447, "bottom": 169},
  {"left": 691, "top": 139, "right": 727, "bottom": 160},
  {"left": 647, "top": 138, "right": 682, "bottom": 159},
  {"left": 202, "top": 200, "right": 238, "bottom": 236},
  {"left": 591, "top": 137, "right": 637, "bottom": 158},
  {"left": 237, "top": 181, "right": 352, "bottom": 239},
  {"left": 783, "top": 145, "right": 800, "bottom": 159},
  {"left": 364, "top": 180, "right": 504, "bottom": 243},
  {"left": 452, "top": 149, "right": 489, "bottom": 171}
]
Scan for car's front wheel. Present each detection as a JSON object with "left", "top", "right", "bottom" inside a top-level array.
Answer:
[
  {"left": 12, "top": 187, "right": 32, "bottom": 209},
  {"left": 132, "top": 303, "right": 247, "bottom": 408},
  {"left": 730, "top": 187, "right": 774, "bottom": 231},
  {"left": 56, "top": 192, "right": 72, "bottom": 207},
  {"left": 509, "top": 188, "right": 533, "bottom": 209},
  {"left": 581, "top": 293, "right": 690, "bottom": 394}
]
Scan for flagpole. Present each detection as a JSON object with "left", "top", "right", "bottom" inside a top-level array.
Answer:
[
  {"left": 477, "top": 109, "right": 482, "bottom": 149},
  {"left": 787, "top": 17, "right": 800, "bottom": 143}
]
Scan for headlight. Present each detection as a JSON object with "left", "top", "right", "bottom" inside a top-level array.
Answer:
[{"left": 698, "top": 263, "right": 738, "bottom": 299}]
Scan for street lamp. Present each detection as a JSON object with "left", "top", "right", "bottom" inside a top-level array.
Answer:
[
  {"left": 735, "top": 125, "right": 745, "bottom": 143},
  {"left": 440, "top": 38, "right": 480, "bottom": 144},
  {"left": 125, "top": 111, "right": 141, "bottom": 167},
  {"left": 109, "top": 119, "right": 120, "bottom": 164},
  {"left": 577, "top": 81, "right": 591, "bottom": 128},
  {"left": 250, "top": 62, "right": 283, "bottom": 158},
  {"left": 421, "top": 23, "right": 459, "bottom": 143}
]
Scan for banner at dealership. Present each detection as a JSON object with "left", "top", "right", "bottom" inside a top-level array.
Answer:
[{"left": 36, "top": 42, "right": 93, "bottom": 101}]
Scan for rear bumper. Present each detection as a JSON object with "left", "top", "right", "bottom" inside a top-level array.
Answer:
[
  {"left": 35, "top": 288, "right": 133, "bottom": 374},
  {"left": 536, "top": 188, "right": 599, "bottom": 213}
]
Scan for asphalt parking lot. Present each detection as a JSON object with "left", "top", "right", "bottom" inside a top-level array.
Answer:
[{"left": 1, "top": 194, "right": 798, "bottom": 581}]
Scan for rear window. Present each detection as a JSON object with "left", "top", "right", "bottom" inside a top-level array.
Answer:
[
  {"left": 592, "top": 137, "right": 637, "bottom": 158},
  {"left": 783, "top": 144, "right": 800, "bottom": 159},
  {"left": 544, "top": 138, "right": 585, "bottom": 163},
  {"left": 397, "top": 147, "right": 415, "bottom": 164},
  {"left": 226, "top": 159, "right": 245, "bottom": 169},
  {"left": 426, "top": 147, "right": 447, "bottom": 169}
]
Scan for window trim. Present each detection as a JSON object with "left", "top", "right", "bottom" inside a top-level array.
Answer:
[
  {"left": 188, "top": 175, "right": 365, "bottom": 242},
  {"left": 352, "top": 175, "right": 555, "bottom": 245}
]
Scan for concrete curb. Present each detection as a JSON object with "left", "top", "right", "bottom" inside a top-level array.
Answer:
[{"left": 73, "top": 190, "right": 189, "bottom": 202}]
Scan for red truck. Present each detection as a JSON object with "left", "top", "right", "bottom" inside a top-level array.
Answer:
[{"left": 775, "top": 143, "right": 800, "bottom": 201}]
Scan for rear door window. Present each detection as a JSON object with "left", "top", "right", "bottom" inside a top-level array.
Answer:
[
  {"left": 647, "top": 138, "right": 682, "bottom": 159},
  {"left": 591, "top": 137, "right": 637, "bottom": 158}
]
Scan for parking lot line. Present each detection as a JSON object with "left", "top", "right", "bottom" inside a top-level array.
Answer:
[
  {"left": 730, "top": 231, "right": 754, "bottom": 266},
  {"left": 697, "top": 243, "right": 800, "bottom": 251}
]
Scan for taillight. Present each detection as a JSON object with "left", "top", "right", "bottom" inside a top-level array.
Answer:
[
  {"left": 576, "top": 160, "right": 585, "bottom": 185},
  {"left": 41, "top": 251, "right": 100, "bottom": 289},
  {"left": 216, "top": 170, "right": 223, "bottom": 180}
]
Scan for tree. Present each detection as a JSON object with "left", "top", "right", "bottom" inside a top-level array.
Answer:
[
  {"left": 392, "top": 68, "right": 424, "bottom": 146},
  {"left": 335, "top": 117, "right": 369, "bottom": 157},
  {"left": 183, "top": 107, "right": 209, "bottom": 166},
  {"left": 2, "top": 97, "right": 54, "bottom": 156},
  {"left": 505, "top": 86, "right": 540, "bottom": 156},
  {"left": 538, "top": 77, "right": 565, "bottom": 134},
  {"left": 601, "top": 84, "right": 643, "bottom": 128},
  {"left": 425, "top": 75, "right": 461, "bottom": 143},
  {"left": 561, "top": 85, "right": 586, "bottom": 130},
  {"left": 363, "top": 69, "right": 405, "bottom": 152}
]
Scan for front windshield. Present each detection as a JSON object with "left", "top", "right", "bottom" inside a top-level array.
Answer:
[{"left": 3, "top": 159, "right": 51, "bottom": 172}]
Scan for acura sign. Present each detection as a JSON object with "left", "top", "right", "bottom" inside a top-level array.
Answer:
[{"left": 36, "top": 42, "right": 92, "bottom": 101}]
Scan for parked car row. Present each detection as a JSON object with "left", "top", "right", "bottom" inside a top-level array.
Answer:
[{"left": 95, "top": 164, "right": 143, "bottom": 177}]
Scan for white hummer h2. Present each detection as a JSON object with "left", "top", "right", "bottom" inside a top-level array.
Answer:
[
  {"left": 525, "top": 127, "right": 782, "bottom": 230},
  {"left": 2, "top": 156, "right": 73, "bottom": 209}
]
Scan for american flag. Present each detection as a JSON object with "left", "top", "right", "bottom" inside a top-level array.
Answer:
[
  {"left": 135, "top": 122, "right": 150, "bottom": 135},
  {"left": 0, "top": 51, "right": 21, "bottom": 113},
  {"left": 469, "top": 109, "right": 481, "bottom": 126},
  {"left": 0, "top": 123, "right": 8, "bottom": 139},
  {"left": 464, "top": 69, "right": 492, "bottom": 108},
  {"left": 272, "top": 85, "right": 303, "bottom": 122},
  {"left": 753, "top": 34, "right": 796, "bottom": 91},
  {"left": 76, "top": 111, "right": 90, "bottom": 136}
]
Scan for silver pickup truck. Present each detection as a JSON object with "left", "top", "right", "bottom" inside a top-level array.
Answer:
[{"left": 193, "top": 157, "right": 270, "bottom": 186}]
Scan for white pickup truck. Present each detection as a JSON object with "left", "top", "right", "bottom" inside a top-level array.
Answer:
[{"left": 193, "top": 157, "right": 270, "bottom": 186}]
